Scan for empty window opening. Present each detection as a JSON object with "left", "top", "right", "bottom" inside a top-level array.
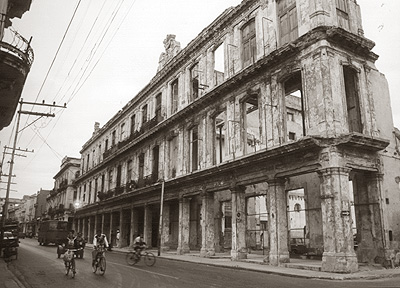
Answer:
[
  {"left": 142, "top": 104, "right": 148, "bottom": 124},
  {"left": 190, "top": 126, "right": 199, "bottom": 172},
  {"left": 111, "top": 130, "right": 116, "bottom": 146},
  {"left": 171, "top": 79, "right": 179, "bottom": 114},
  {"left": 138, "top": 153, "right": 145, "bottom": 183},
  {"left": 343, "top": 66, "right": 362, "bottom": 133},
  {"left": 105, "top": 139, "right": 108, "bottom": 151},
  {"left": 126, "top": 160, "right": 132, "bottom": 184},
  {"left": 214, "top": 110, "right": 226, "bottom": 164},
  {"left": 278, "top": 0, "right": 298, "bottom": 45},
  {"left": 243, "top": 94, "right": 261, "bottom": 154},
  {"left": 101, "top": 174, "right": 105, "bottom": 192},
  {"left": 242, "top": 19, "right": 256, "bottom": 67},
  {"left": 152, "top": 145, "right": 159, "bottom": 181},
  {"left": 284, "top": 72, "right": 305, "bottom": 141},
  {"left": 116, "top": 165, "right": 122, "bottom": 188},
  {"left": 214, "top": 44, "right": 225, "bottom": 86},
  {"left": 190, "top": 63, "right": 200, "bottom": 101}
]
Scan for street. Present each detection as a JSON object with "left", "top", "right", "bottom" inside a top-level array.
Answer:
[{"left": 5, "top": 238, "right": 400, "bottom": 288}]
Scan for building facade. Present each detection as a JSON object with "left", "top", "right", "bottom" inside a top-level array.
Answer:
[
  {"left": 73, "top": 0, "right": 400, "bottom": 273},
  {"left": 46, "top": 156, "right": 80, "bottom": 223}
]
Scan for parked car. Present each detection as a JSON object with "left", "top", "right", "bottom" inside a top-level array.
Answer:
[{"left": 290, "top": 238, "right": 307, "bottom": 255}]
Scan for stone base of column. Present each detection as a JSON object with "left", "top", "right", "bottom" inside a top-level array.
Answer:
[
  {"left": 321, "top": 252, "right": 358, "bottom": 273},
  {"left": 231, "top": 249, "right": 247, "bottom": 260},
  {"left": 269, "top": 252, "right": 290, "bottom": 266},
  {"left": 160, "top": 245, "right": 170, "bottom": 252},
  {"left": 200, "top": 247, "right": 215, "bottom": 257},
  {"left": 177, "top": 245, "right": 190, "bottom": 255}
]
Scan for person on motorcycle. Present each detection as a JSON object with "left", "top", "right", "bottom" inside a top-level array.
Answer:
[{"left": 92, "top": 230, "right": 109, "bottom": 266}]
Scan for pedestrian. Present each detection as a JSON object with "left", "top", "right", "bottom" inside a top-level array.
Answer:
[{"left": 116, "top": 229, "right": 120, "bottom": 248}]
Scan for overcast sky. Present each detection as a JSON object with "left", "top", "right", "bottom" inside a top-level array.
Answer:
[{"left": 0, "top": 0, "right": 399, "bottom": 200}]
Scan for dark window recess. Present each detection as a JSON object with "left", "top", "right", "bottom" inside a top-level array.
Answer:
[
  {"left": 389, "top": 230, "right": 393, "bottom": 241},
  {"left": 138, "top": 153, "right": 145, "bottom": 182},
  {"left": 142, "top": 104, "right": 148, "bottom": 124},
  {"left": 152, "top": 146, "right": 159, "bottom": 181},
  {"left": 344, "top": 66, "right": 362, "bottom": 133},
  {"left": 386, "top": 198, "right": 389, "bottom": 204},
  {"left": 116, "top": 165, "right": 122, "bottom": 188}
]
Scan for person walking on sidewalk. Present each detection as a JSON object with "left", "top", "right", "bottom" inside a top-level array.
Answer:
[{"left": 116, "top": 229, "right": 120, "bottom": 248}]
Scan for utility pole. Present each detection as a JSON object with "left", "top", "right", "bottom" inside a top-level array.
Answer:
[{"left": 1, "top": 99, "right": 66, "bottom": 241}]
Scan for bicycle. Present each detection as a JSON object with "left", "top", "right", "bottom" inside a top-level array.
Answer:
[
  {"left": 63, "top": 248, "right": 77, "bottom": 278},
  {"left": 92, "top": 245, "right": 106, "bottom": 275},
  {"left": 126, "top": 248, "right": 156, "bottom": 266}
]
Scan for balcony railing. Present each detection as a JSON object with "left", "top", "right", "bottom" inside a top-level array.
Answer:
[{"left": 1, "top": 27, "right": 34, "bottom": 67}]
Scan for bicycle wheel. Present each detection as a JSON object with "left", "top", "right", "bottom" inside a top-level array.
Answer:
[
  {"left": 126, "top": 252, "right": 138, "bottom": 266},
  {"left": 65, "top": 262, "right": 70, "bottom": 275},
  {"left": 71, "top": 259, "right": 76, "bottom": 278},
  {"left": 92, "top": 259, "right": 97, "bottom": 273},
  {"left": 143, "top": 252, "right": 156, "bottom": 267},
  {"left": 99, "top": 257, "right": 106, "bottom": 275}
]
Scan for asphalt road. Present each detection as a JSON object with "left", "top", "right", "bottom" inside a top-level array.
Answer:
[{"left": 7, "top": 238, "right": 400, "bottom": 288}]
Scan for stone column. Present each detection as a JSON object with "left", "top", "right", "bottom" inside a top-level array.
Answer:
[
  {"left": 94, "top": 214, "right": 99, "bottom": 234},
  {"left": 177, "top": 197, "right": 190, "bottom": 254},
  {"left": 161, "top": 202, "right": 170, "bottom": 251},
  {"left": 88, "top": 216, "right": 93, "bottom": 243},
  {"left": 144, "top": 205, "right": 152, "bottom": 246},
  {"left": 101, "top": 214, "right": 105, "bottom": 234},
  {"left": 110, "top": 212, "right": 115, "bottom": 247},
  {"left": 231, "top": 185, "right": 247, "bottom": 260},
  {"left": 200, "top": 190, "right": 215, "bottom": 257},
  {"left": 267, "top": 178, "right": 290, "bottom": 265},
  {"left": 365, "top": 173, "right": 391, "bottom": 266},
  {"left": 118, "top": 208, "right": 123, "bottom": 248},
  {"left": 130, "top": 207, "right": 138, "bottom": 247},
  {"left": 318, "top": 167, "right": 358, "bottom": 273}
]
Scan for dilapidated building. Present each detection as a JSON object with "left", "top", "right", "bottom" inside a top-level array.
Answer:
[{"left": 73, "top": 0, "right": 400, "bottom": 273}]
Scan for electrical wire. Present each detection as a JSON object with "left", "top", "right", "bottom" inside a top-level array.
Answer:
[{"left": 20, "top": 0, "right": 83, "bottom": 139}]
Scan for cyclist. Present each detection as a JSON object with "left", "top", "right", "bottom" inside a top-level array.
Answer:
[
  {"left": 133, "top": 233, "right": 146, "bottom": 257},
  {"left": 92, "top": 230, "right": 109, "bottom": 266},
  {"left": 62, "top": 231, "right": 76, "bottom": 268}
]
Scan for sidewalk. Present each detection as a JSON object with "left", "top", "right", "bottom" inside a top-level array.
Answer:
[
  {"left": 0, "top": 259, "right": 24, "bottom": 288},
  {"left": 93, "top": 244, "right": 400, "bottom": 281}
]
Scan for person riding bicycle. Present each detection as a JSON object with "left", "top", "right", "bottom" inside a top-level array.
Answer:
[
  {"left": 92, "top": 230, "right": 109, "bottom": 266},
  {"left": 63, "top": 231, "right": 76, "bottom": 267},
  {"left": 133, "top": 233, "right": 146, "bottom": 257}
]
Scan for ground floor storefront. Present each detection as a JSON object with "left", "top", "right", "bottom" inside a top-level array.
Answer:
[{"left": 74, "top": 135, "right": 393, "bottom": 273}]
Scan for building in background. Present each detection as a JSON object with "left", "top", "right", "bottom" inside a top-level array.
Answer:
[
  {"left": 46, "top": 157, "right": 80, "bottom": 226},
  {"left": 0, "top": 0, "right": 33, "bottom": 130},
  {"left": 73, "top": 0, "right": 400, "bottom": 273}
]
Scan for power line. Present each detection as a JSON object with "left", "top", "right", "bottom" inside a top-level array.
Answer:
[{"left": 21, "top": 0, "right": 82, "bottom": 138}]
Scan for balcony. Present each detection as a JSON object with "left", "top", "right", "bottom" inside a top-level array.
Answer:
[{"left": 0, "top": 27, "right": 34, "bottom": 130}]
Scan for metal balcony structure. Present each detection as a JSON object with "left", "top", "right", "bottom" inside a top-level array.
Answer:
[{"left": 0, "top": 27, "right": 34, "bottom": 130}]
